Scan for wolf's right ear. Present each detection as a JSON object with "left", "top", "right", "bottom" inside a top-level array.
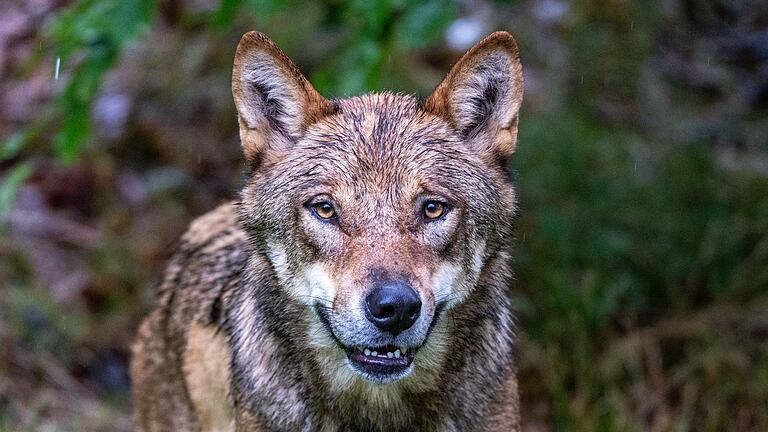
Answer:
[
  {"left": 232, "top": 31, "right": 334, "bottom": 163},
  {"left": 425, "top": 31, "right": 523, "bottom": 162}
]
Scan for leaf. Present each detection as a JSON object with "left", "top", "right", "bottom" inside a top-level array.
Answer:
[
  {"left": 2, "top": 133, "right": 30, "bottom": 161},
  {"left": 105, "top": 0, "right": 155, "bottom": 41},
  {"left": 213, "top": 0, "right": 242, "bottom": 30},
  {"left": 44, "top": 0, "right": 156, "bottom": 163},
  {"left": 0, "top": 162, "right": 34, "bottom": 223},
  {"left": 395, "top": 0, "right": 457, "bottom": 49}
]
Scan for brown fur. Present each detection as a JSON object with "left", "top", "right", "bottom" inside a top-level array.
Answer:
[{"left": 131, "top": 31, "right": 524, "bottom": 431}]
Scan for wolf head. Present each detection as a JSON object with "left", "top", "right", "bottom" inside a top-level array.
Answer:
[{"left": 232, "top": 32, "right": 522, "bottom": 388}]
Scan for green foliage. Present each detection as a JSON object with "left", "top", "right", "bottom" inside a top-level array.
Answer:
[
  {"left": 2, "top": 0, "right": 156, "bottom": 219},
  {"left": 214, "top": 0, "right": 456, "bottom": 95},
  {"left": 1, "top": 0, "right": 156, "bottom": 219},
  {"left": 0, "top": 162, "right": 33, "bottom": 224},
  {"left": 515, "top": 111, "right": 768, "bottom": 430},
  {"left": 47, "top": 0, "right": 156, "bottom": 162}
]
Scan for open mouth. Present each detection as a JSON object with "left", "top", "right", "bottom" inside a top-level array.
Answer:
[
  {"left": 345, "top": 344, "right": 417, "bottom": 378},
  {"left": 313, "top": 304, "right": 439, "bottom": 382}
]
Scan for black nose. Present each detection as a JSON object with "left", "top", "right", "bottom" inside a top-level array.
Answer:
[{"left": 365, "top": 281, "right": 422, "bottom": 335}]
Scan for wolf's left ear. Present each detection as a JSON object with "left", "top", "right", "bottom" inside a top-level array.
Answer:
[
  {"left": 425, "top": 31, "right": 523, "bottom": 161},
  {"left": 232, "top": 31, "right": 335, "bottom": 162}
]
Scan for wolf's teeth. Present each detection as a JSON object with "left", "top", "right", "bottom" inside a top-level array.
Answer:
[{"left": 362, "top": 347, "right": 405, "bottom": 358}]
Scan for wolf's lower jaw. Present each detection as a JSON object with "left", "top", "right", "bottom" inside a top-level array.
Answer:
[{"left": 346, "top": 354, "right": 416, "bottom": 384}]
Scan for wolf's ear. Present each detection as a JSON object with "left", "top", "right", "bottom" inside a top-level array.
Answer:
[
  {"left": 425, "top": 31, "right": 523, "bottom": 161},
  {"left": 232, "top": 31, "right": 334, "bottom": 162}
]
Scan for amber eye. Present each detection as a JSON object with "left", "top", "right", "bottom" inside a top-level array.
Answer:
[
  {"left": 311, "top": 201, "right": 336, "bottom": 220},
  {"left": 423, "top": 200, "right": 446, "bottom": 220}
]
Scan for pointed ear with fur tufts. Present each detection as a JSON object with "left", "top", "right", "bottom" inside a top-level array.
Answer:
[
  {"left": 425, "top": 31, "right": 524, "bottom": 163},
  {"left": 232, "top": 31, "right": 335, "bottom": 164}
]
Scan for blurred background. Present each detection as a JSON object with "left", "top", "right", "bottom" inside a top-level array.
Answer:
[{"left": 1, "top": 0, "right": 767, "bottom": 430}]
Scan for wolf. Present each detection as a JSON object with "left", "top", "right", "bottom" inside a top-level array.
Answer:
[{"left": 130, "top": 30, "right": 524, "bottom": 432}]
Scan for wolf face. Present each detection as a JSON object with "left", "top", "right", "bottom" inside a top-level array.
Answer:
[{"left": 232, "top": 32, "right": 522, "bottom": 388}]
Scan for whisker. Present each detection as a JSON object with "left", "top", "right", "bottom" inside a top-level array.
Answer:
[{"left": 295, "top": 294, "right": 334, "bottom": 305}]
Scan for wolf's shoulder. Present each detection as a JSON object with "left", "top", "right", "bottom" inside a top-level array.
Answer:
[
  {"left": 155, "top": 202, "right": 249, "bottom": 312},
  {"left": 173, "top": 201, "right": 248, "bottom": 277},
  {"left": 181, "top": 201, "right": 244, "bottom": 248}
]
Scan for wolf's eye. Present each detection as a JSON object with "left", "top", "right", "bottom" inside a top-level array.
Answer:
[
  {"left": 311, "top": 201, "right": 336, "bottom": 220},
  {"left": 423, "top": 200, "right": 447, "bottom": 220}
]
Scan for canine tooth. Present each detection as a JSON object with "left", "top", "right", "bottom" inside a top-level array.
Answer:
[
  {"left": 387, "top": 352, "right": 393, "bottom": 358},
  {"left": 394, "top": 349, "right": 401, "bottom": 358},
  {"left": 400, "top": 347, "right": 408, "bottom": 354},
  {"left": 371, "top": 351, "right": 378, "bottom": 357},
  {"left": 364, "top": 349, "right": 371, "bottom": 356}
]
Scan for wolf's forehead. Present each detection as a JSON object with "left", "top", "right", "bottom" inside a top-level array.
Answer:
[
  {"left": 302, "top": 93, "right": 460, "bottom": 166},
  {"left": 272, "top": 91, "right": 495, "bottom": 207}
]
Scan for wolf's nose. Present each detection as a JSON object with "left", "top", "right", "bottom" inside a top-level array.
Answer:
[{"left": 365, "top": 282, "right": 422, "bottom": 336}]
